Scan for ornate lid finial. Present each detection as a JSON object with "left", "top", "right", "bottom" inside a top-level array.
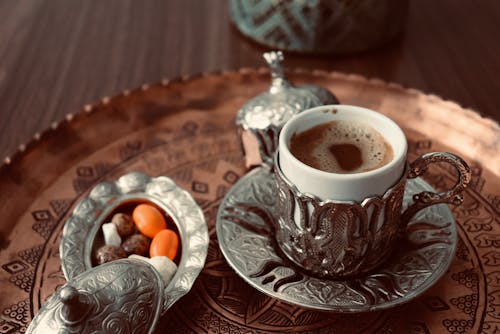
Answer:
[{"left": 263, "top": 51, "right": 290, "bottom": 93}]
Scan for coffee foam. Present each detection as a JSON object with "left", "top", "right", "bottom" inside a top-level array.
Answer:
[{"left": 289, "top": 120, "right": 394, "bottom": 174}]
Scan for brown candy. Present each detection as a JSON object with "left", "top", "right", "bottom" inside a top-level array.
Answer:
[
  {"left": 122, "top": 234, "right": 151, "bottom": 256},
  {"left": 96, "top": 245, "right": 127, "bottom": 265},
  {"left": 111, "top": 213, "right": 134, "bottom": 238}
]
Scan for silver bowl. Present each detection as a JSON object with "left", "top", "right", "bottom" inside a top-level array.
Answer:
[{"left": 59, "top": 171, "right": 208, "bottom": 313}]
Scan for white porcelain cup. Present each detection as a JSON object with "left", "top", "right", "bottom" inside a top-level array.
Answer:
[{"left": 278, "top": 105, "right": 407, "bottom": 202}]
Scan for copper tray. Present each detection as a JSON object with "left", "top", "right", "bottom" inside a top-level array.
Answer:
[{"left": 0, "top": 69, "right": 499, "bottom": 333}]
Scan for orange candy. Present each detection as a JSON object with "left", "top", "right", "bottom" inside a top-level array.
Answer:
[
  {"left": 132, "top": 204, "right": 167, "bottom": 238},
  {"left": 150, "top": 229, "right": 179, "bottom": 259}
]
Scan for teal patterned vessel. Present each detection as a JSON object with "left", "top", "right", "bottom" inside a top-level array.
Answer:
[{"left": 230, "top": 0, "right": 408, "bottom": 54}]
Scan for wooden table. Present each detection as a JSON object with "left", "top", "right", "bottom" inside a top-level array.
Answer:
[
  {"left": 1, "top": 2, "right": 500, "bottom": 333},
  {"left": 0, "top": 0, "right": 499, "bottom": 160}
]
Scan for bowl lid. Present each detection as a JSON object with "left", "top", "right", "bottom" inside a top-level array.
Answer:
[{"left": 26, "top": 258, "right": 163, "bottom": 334}]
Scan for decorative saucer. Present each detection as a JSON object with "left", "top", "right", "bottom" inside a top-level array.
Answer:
[{"left": 216, "top": 166, "right": 457, "bottom": 313}]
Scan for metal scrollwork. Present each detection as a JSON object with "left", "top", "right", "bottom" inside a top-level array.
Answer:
[
  {"left": 216, "top": 166, "right": 457, "bottom": 312},
  {"left": 274, "top": 160, "right": 407, "bottom": 278},
  {"left": 27, "top": 259, "right": 162, "bottom": 334},
  {"left": 236, "top": 51, "right": 337, "bottom": 166},
  {"left": 402, "top": 152, "right": 471, "bottom": 224},
  {"left": 60, "top": 172, "right": 209, "bottom": 316}
]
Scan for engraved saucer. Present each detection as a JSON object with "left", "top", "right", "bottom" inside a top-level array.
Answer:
[{"left": 216, "top": 166, "right": 457, "bottom": 312}]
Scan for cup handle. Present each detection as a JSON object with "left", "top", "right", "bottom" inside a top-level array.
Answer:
[{"left": 401, "top": 152, "right": 471, "bottom": 224}]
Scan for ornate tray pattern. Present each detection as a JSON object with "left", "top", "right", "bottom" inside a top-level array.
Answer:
[{"left": 0, "top": 69, "right": 499, "bottom": 333}]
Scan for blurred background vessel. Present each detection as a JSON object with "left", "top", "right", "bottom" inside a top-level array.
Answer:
[{"left": 230, "top": 0, "right": 409, "bottom": 54}]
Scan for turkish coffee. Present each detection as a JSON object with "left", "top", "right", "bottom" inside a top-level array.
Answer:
[{"left": 289, "top": 120, "right": 394, "bottom": 174}]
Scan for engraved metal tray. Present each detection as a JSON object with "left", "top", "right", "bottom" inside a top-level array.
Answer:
[{"left": 0, "top": 69, "right": 498, "bottom": 333}]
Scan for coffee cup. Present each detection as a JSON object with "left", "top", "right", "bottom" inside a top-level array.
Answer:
[{"left": 274, "top": 105, "right": 471, "bottom": 278}]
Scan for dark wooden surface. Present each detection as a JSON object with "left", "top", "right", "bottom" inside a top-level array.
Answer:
[{"left": 1, "top": 0, "right": 499, "bottom": 160}]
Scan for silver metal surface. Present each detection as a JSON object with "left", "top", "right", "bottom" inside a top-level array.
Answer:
[
  {"left": 236, "top": 51, "right": 337, "bottom": 166},
  {"left": 403, "top": 152, "right": 472, "bottom": 222},
  {"left": 27, "top": 259, "right": 163, "bottom": 333},
  {"left": 274, "top": 158, "right": 406, "bottom": 278},
  {"left": 299, "top": 84, "right": 339, "bottom": 105},
  {"left": 60, "top": 172, "right": 209, "bottom": 316},
  {"left": 216, "top": 166, "right": 458, "bottom": 312},
  {"left": 273, "top": 151, "right": 470, "bottom": 278}
]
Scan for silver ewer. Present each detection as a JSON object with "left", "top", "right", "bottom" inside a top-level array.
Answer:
[
  {"left": 236, "top": 51, "right": 338, "bottom": 167},
  {"left": 273, "top": 152, "right": 471, "bottom": 278}
]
